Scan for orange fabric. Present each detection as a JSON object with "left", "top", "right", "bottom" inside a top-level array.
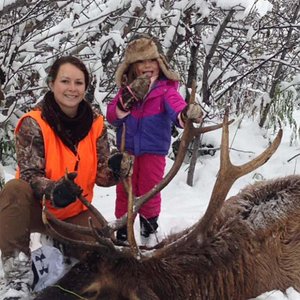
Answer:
[{"left": 15, "top": 110, "right": 104, "bottom": 220}]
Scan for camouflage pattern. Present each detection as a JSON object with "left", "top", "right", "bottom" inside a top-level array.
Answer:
[
  {"left": 16, "top": 113, "right": 120, "bottom": 200},
  {"left": 118, "top": 74, "right": 151, "bottom": 112},
  {"left": 0, "top": 162, "right": 4, "bottom": 191},
  {"left": 129, "top": 74, "right": 151, "bottom": 100}
]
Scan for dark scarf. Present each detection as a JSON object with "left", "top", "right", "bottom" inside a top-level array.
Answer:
[{"left": 41, "top": 91, "right": 94, "bottom": 154}]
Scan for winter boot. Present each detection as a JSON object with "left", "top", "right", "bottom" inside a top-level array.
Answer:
[
  {"left": 140, "top": 216, "right": 159, "bottom": 247},
  {"left": 116, "top": 226, "right": 128, "bottom": 242},
  {"left": 1, "top": 252, "right": 34, "bottom": 300}
]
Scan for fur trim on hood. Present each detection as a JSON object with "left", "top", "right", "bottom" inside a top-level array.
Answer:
[{"left": 115, "top": 37, "right": 180, "bottom": 87}]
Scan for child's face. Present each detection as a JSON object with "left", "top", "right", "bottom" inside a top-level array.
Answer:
[{"left": 134, "top": 59, "right": 160, "bottom": 79}]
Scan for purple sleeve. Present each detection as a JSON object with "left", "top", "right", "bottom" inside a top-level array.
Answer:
[{"left": 163, "top": 87, "right": 187, "bottom": 127}]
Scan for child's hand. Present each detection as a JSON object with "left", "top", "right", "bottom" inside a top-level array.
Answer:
[
  {"left": 181, "top": 103, "right": 203, "bottom": 123},
  {"left": 130, "top": 74, "right": 151, "bottom": 100},
  {"left": 117, "top": 74, "right": 151, "bottom": 112}
]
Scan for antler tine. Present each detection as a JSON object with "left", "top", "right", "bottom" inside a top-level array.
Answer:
[
  {"left": 42, "top": 197, "right": 132, "bottom": 253},
  {"left": 78, "top": 194, "right": 108, "bottom": 227},
  {"left": 87, "top": 217, "right": 121, "bottom": 251},
  {"left": 119, "top": 124, "right": 139, "bottom": 255},
  {"left": 43, "top": 208, "right": 94, "bottom": 236},
  {"left": 62, "top": 173, "right": 109, "bottom": 228},
  {"left": 46, "top": 193, "right": 111, "bottom": 237},
  {"left": 126, "top": 176, "right": 139, "bottom": 255},
  {"left": 42, "top": 198, "right": 113, "bottom": 252},
  {"left": 190, "top": 79, "right": 196, "bottom": 104},
  {"left": 42, "top": 193, "right": 115, "bottom": 241},
  {"left": 193, "top": 119, "right": 234, "bottom": 137}
]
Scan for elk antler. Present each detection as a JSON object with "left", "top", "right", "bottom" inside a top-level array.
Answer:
[
  {"left": 42, "top": 197, "right": 117, "bottom": 252},
  {"left": 42, "top": 127, "right": 137, "bottom": 254},
  {"left": 108, "top": 81, "right": 232, "bottom": 232},
  {"left": 154, "top": 110, "right": 283, "bottom": 258},
  {"left": 120, "top": 123, "right": 139, "bottom": 255},
  {"left": 194, "top": 112, "right": 282, "bottom": 235}
]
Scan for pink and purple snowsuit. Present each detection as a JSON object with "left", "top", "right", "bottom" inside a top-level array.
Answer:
[{"left": 106, "top": 78, "right": 187, "bottom": 219}]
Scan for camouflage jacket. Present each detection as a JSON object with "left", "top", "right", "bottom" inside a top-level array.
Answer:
[{"left": 16, "top": 113, "right": 118, "bottom": 200}]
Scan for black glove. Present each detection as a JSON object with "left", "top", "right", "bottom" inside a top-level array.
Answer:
[
  {"left": 51, "top": 172, "right": 83, "bottom": 208},
  {"left": 108, "top": 152, "right": 134, "bottom": 180},
  {"left": 117, "top": 74, "right": 151, "bottom": 112}
]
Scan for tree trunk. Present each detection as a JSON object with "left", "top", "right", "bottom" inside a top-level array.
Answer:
[
  {"left": 186, "top": 44, "right": 199, "bottom": 186},
  {"left": 187, "top": 135, "right": 201, "bottom": 186},
  {"left": 259, "top": 3, "right": 300, "bottom": 128}
]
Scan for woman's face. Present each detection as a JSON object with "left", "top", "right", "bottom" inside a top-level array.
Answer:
[
  {"left": 134, "top": 59, "right": 160, "bottom": 80},
  {"left": 49, "top": 63, "right": 86, "bottom": 117}
]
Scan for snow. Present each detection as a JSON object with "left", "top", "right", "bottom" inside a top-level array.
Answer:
[
  {"left": 214, "top": 0, "right": 272, "bottom": 15},
  {"left": 148, "top": 0, "right": 163, "bottom": 21},
  {"left": 0, "top": 0, "right": 18, "bottom": 11},
  {"left": 1, "top": 112, "right": 300, "bottom": 298},
  {"left": 0, "top": 0, "right": 299, "bottom": 297}
]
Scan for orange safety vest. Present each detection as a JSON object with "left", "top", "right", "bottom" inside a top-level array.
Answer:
[{"left": 15, "top": 110, "right": 104, "bottom": 220}]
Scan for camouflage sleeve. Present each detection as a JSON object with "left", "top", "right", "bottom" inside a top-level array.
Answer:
[
  {"left": 16, "top": 117, "right": 54, "bottom": 200},
  {"left": 95, "top": 125, "right": 118, "bottom": 187}
]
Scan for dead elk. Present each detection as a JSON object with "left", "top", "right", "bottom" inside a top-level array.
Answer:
[{"left": 34, "top": 116, "right": 300, "bottom": 300}]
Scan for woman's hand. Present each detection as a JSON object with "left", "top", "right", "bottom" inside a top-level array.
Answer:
[
  {"left": 51, "top": 172, "right": 83, "bottom": 208},
  {"left": 108, "top": 152, "right": 134, "bottom": 181}
]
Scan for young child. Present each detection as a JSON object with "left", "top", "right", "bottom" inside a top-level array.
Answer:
[{"left": 106, "top": 34, "right": 202, "bottom": 245}]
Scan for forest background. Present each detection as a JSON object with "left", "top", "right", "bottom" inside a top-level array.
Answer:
[
  {"left": 0, "top": 0, "right": 299, "bottom": 182},
  {"left": 0, "top": 0, "right": 299, "bottom": 298}
]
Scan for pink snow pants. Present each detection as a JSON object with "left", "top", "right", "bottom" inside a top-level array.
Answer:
[{"left": 115, "top": 154, "right": 166, "bottom": 219}]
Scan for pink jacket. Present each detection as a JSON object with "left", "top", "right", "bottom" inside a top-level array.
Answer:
[{"left": 106, "top": 78, "right": 187, "bottom": 156}]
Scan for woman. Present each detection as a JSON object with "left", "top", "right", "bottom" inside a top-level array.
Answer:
[{"left": 0, "top": 56, "right": 133, "bottom": 299}]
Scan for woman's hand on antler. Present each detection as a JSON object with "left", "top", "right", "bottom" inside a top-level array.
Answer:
[
  {"left": 108, "top": 152, "right": 134, "bottom": 181},
  {"left": 50, "top": 172, "right": 83, "bottom": 208}
]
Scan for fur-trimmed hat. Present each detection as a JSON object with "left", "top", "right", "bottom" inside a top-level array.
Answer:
[{"left": 115, "top": 35, "right": 180, "bottom": 87}]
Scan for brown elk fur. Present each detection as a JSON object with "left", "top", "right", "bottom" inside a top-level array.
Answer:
[{"left": 35, "top": 175, "right": 300, "bottom": 300}]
